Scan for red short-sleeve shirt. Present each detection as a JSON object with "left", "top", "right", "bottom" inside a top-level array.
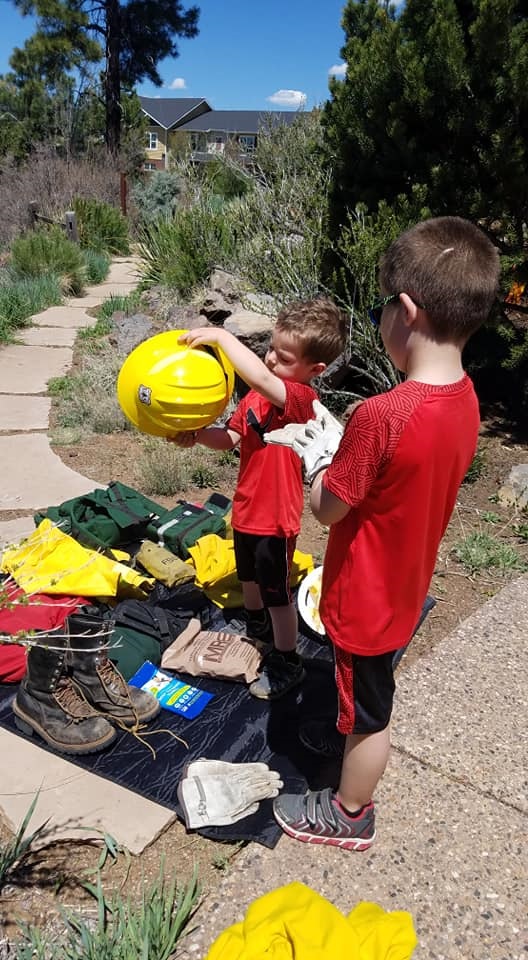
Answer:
[
  {"left": 227, "top": 380, "right": 317, "bottom": 537},
  {"left": 320, "top": 375, "right": 480, "bottom": 655}
]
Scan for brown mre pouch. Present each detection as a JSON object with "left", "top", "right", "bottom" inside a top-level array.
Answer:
[
  {"left": 161, "top": 618, "right": 262, "bottom": 684},
  {"left": 135, "top": 541, "right": 195, "bottom": 587}
]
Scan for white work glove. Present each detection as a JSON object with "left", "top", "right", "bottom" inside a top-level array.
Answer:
[
  {"left": 177, "top": 760, "right": 283, "bottom": 829},
  {"left": 264, "top": 399, "right": 344, "bottom": 483}
]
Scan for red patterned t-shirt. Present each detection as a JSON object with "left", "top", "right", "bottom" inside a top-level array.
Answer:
[
  {"left": 320, "top": 375, "right": 479, "bottom": 655},
  {"left": 227, "top": 380, "right": 317, "bottom": 537}
]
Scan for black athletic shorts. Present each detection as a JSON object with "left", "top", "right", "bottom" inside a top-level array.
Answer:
[
  {"left": 334, "top": 645, "right": 396, "bottom": 735},
  {"left": 232, "top": 530, "right": 296, "bottom": 607}
]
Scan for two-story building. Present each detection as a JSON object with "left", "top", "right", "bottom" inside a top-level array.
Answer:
[{"left": 139, "top": 97, "right": 299, "bottom": 170}]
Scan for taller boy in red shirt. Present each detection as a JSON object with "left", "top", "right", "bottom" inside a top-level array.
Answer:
[
  {"left": 173, "top": 298, "right": 347, "bottom": 699},
  {"left": 272, "top": 216, "right": 500, "bottom": 849}
]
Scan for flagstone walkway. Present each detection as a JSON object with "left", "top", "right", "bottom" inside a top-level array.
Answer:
[{"left": 0, "top": 258, "right": 176, "bottom": 854}]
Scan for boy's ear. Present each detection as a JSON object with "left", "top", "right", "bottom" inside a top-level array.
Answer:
[
  {"left": 399, "top": 293, "right": 420, "bottom": 327},
  {"left": 311, "top": 361, "right": 327, "bottom": 377}
]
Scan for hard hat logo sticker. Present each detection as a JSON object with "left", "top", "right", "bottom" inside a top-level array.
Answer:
[{"left": 138, "top": 384, "right": 152, "bottom": 406}]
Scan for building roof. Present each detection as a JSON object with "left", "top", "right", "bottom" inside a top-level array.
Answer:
[
  {"left": 139, "top": 97, "right": 211, "bottom": 129},
  {"left": 177, "top": 110, "right": 300, "bottom": 134}
]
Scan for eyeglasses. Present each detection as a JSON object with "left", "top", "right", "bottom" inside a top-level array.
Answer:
[{"left": 367, "top": 293, "right": 425, "bottom": 327}]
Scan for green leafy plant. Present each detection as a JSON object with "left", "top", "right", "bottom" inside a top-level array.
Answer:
[
  {"left": 83, "top": 249, "right": 111, "bottom": 285},
  {"left": 513, "top": 522, "right": 528, "bottom": 542},
  {"left": 481, "top": 511, "right": 501, "bottom": 524},
  {"left": 137, "top": 438, "right": 188, "bottom": 495},
  {"left": 10, "top": 226, "right": 86, "bottom": 295},
  {"left": 0, "top": 793, "right": 49, "bottom": 893},
  {"left": 0, "top": 273, "right": 62, "bottom": 342},
  {"left": 14, "top": 865, "right": 200, "bottom": 960},
  {"left": 74, "top": 197, "right": 130, "bottom": 255},
  {"left": 139, "top": 201, "right": 237, "bottom": 296},
  {"left": 96, "top": 290, "right": 142, "bottom": 324},
  {"left": 190, "top": 465, "right": 218, "bottom": 489},
  {"left": 131, "top": 170, "right": 183, "bottom": 223},
  {"left": 453, "top": 531, "right": 527, "bottom": 576},
  {"left": 463, "top": 449, "right": 487, "bottom": 484}
]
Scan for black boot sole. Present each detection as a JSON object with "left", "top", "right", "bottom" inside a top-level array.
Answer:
[{"left": 12, "top": 702, "right": 117, "bottom": 755}]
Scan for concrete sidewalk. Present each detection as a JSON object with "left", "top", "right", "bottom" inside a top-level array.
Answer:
[
  {"left": 0, "top": 258, "right": 177, "bottom": 854},
  {"left": 178, "top": 577, "right": 528, "bottom": 960}
]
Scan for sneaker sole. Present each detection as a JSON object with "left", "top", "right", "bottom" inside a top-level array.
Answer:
[
  {"left": 249, "top": 668, "right": 306, "bottom": 701},
  {"left": 12, "top": 701, "right": 117, "bottom": 755},
  {"left": 273, "top": 806, "right": 375, "bottom": 851}
]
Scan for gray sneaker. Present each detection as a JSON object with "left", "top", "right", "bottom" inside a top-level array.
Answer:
[
  {"left": 249, "top": 650, "right": 305, "bottom": 700},
  {"left": 273, "top": 787, "right": 375, "bottom": 850}
]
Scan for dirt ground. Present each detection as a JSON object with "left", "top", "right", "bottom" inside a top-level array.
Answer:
[{"left": 2, "top": 377, "right": 528, "bottom": 949}]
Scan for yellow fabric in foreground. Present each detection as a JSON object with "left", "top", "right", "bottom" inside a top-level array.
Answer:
[
  {"left": 188, "top": 535, "right": 314, "bottom": 608},
  {"left": 206, "top": 882, "right": 417, "bottom": 960},
  {"left": 0, "top": 519, "right": 153, "bottom": 599}
]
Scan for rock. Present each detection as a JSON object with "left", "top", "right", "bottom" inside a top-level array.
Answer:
[
  {"left": 164, "top": 304, "right": 203, "bottom": 330},
  {"left": 208, "top": 269, "right": 242, "bottom": 302},
  {"left": 200, "top": 290, "right": 238, "bottom": 323},
  {"left": 224, "top": 309, "right": 274, "bottom": 358},
  {"left": 111, "top": 312, "right": 154, "bottom": 354},
  {"left": 241, "top": 291, "right": 278, "bottom": 317},
  {"left": 498, "top": 463, "right": 528, "bottom": 507}
]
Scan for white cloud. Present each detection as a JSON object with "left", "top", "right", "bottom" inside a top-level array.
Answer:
[
  {"left": 266, "top": 89, "right": 307, "bottom": 108},
  {"left": 328, "top": 63, "right": 347, "bottom": 78},
  {"left": 168, "top": 77, "right": 186, "bottom": 90}
]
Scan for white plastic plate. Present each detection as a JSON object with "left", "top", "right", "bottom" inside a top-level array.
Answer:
[{"left": 297, "top": 565, "right": 325, "bottom": 636}]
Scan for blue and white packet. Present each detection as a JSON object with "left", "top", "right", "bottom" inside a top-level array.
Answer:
[{"left": 128, "top": 661, "right": 213, "bottom": 719}]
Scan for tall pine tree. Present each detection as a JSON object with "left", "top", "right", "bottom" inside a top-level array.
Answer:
[
  {"left": 9, "top": 0, "right": 199, "bottom": 155},
  {"left": 325, "top": 0, "right": 528, "bottom": 242}
]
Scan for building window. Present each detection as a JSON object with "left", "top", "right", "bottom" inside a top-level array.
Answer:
[
  {"left": 238, "top": 135, "right": 256, "bottom": 153},
  {"left": 146, "top": 131, "right": 158, "bottom": 150},
  {"left": 144, "top": 162, "right": 156, "bottom": 171}
]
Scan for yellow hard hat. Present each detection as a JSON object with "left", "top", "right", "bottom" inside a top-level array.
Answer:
[{"left": 116, "top": 330, "right": 235, "bottom": 436}]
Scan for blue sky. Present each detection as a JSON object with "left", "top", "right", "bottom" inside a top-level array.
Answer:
[{"left": 0, "top": 0, "right": 354, "bottom": 110}]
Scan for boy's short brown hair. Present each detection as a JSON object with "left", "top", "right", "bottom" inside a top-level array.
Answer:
[
  {"left": 276, "top": 297, "right": 348, "bottom": 365},
  {"left": 380, "top": 216, "right": 500, "bottom": 343}
]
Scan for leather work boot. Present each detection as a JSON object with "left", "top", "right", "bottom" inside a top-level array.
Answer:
[
  {"left": 13, "top": 636, "right": 116, "bottom": 755},
  {"left": 68, "top": 614, "right": 161, "bottom": 727}
]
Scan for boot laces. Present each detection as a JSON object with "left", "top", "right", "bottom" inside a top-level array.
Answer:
[{"left": 54, "top": 677, "right": 99, "bottom": 721}]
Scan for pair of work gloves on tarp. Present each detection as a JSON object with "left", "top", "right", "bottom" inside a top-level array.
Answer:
[
  {"left": 264, "top": 399, "right": 344, "bottom": 484},
  {"left": 178, "top": 760, "right": 283, "bottom": 829}
]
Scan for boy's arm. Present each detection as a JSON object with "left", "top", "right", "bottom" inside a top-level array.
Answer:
[
  {"left": 310, "top": 471, "right": 351, "bottom": 524},
  {"left": 169, "top": 425, "right": 240, "bottom": 450},
  {"left": 179, "top": 327, "right": 287, "bottom": 408}
]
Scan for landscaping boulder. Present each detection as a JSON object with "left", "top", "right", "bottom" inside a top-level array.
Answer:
[{"left": 498, "top": 464, "right": 528, "bottom": 508}]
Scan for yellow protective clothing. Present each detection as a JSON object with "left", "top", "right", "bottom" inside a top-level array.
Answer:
[
  {"left": 205, "top": 882, "right": 417, "bottom": 959},
  {"left": 187, "top": 535, "right": 313, "bottom": 608},
  {"left": 1, "top": 520, "right": 153, "bottom": 599}
]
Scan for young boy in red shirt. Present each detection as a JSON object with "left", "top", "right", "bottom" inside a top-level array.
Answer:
[
  {"left": 173, "top": 298, "right": 347, "bottom": 699},
  {"left": 272, "top": 216, "right": 500, "bottom": 848}
]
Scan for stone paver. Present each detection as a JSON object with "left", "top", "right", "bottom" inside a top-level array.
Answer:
[
  {"left": 0, "top": 396, "right": 50, "bottom": 431},
  {"left": 0, "top": 258, "right": 176, "bottom": 856},
  {"left": 0, "top": 728, "right": 175, "bottom": 855},
  {"left": 0, "top": 434, "right": 102, "bottom": 509},
  {"left": 0, "top": 345, "right": 72, "bottom": 393},
  {"left": 17, "top": 326, "right": 78, "bottom": 347},
  {"left": 0, "top": 517, "right": 35, "bottom": 548},
  {"left": 30, "top": 307, "right": 97, "bottom": 329}
]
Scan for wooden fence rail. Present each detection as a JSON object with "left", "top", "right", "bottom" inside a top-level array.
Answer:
[{"left": 27, "top": 202, "right": 79, "bottom": 242}]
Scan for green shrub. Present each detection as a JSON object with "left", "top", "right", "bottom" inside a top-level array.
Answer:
[
  {"left": 131, "top": 170, "right": 183, "bottom": 223},
  {"left": 0, "top": 273, "right": 63, "bottom": 341},
  {"left": 96, "top": 290, "right": 142, "bottom": 323},
  {"left": 83, "top": 248, "right": 110, "bottom": 284},
  {"left": 73, "top": 197, "right": 130, "bottom": 255},
  {"left": 453, "top": 531, "right": 527, "bottom": 576},
  {"left": 139, "top": 202, "right": 237, "bottom": 295},
  {"left": 463, "top": 449, "right": 486, "bottom": 484},
  {"left": 137, "top": 438, "right": 187, "bottom": 495},
  {"left": 10, "top": 227, "right": 86, "bottom": 295}
]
